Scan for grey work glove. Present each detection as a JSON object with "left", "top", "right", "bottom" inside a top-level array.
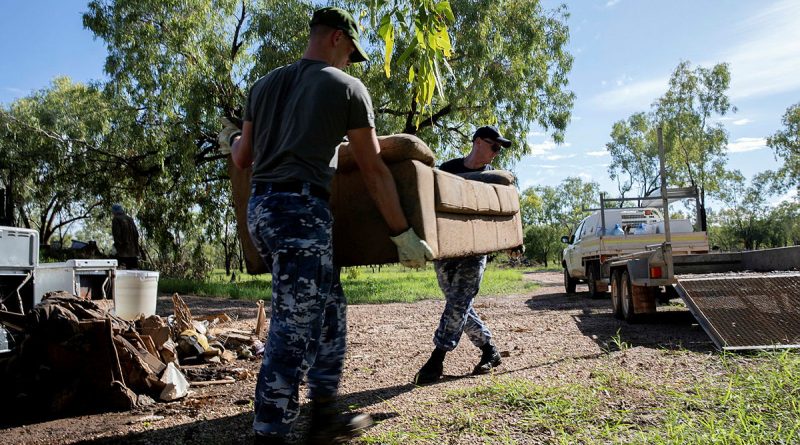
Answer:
[
  {"left": 390, "top": 228, "right": 434, "bottom": 268},
  {"left": 217, "top": 117, "right": 241, "bottom": 154}
]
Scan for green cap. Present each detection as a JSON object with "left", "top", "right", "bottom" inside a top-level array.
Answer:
[{"left": 310, "top": 7, "right": 368, "bottom": 63}]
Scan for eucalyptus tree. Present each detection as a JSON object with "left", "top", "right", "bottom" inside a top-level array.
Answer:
[
  {"left": 653, "top": 61, "right": 735, "bottom": 229},
  {"left": 81, "top": 0, "right": 575, "bottom": 272},
  {"left": 523, "top": 224, "right": 561, "bottom": 266},
  {"left": 767, "top": 102, "right": 800, "bottom": 192},
  {"left": 82, "top": 0, "right": 310, "bottom": 270},
  {"left": 358, "top": 0, "right": 574, "bottom": 165},
  {"left": 605, "top": 112, "right": 660, "bottom": 200},
  {"left": 519, "top": 177, "right": 599, "bottom": 264},
  {"left": 0, "top": 77, "right": 116, "bottom": 245}
]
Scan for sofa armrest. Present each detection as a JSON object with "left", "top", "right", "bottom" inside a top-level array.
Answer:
[{"left": 332, "top": 159, "right": 438, "bottom": 266}]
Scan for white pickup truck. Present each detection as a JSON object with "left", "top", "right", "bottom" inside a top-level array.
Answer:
[{"left": 561, "top": 206, "right": 709, "bottom": 298}]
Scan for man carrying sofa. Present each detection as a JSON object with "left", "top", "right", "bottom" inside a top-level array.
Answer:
[
  {"left": 220, "top": 7, "right": 433, "bottom": 444},
  {"left": 414, "top": 125, "right": 511, "bottom": 385}
]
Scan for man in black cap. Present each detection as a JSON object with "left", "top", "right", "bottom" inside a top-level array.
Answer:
[
  {"left": 220, "top": 6, "right": 433, "bottom": 445},
  {"left": 414, "top": 125, "right": 511, "bottom": 385}
]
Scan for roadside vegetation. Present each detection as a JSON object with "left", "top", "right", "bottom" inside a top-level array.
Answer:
[
  {"left": 159, "top": 264, "right": 540, "bottom": 304},
  {"left": 361, "top": 350, "right": 800, "bottom": 444}
]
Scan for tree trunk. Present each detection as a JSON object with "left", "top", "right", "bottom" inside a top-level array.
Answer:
[{"left": 2, "top": 171, "right": 14, "bottom": 226}]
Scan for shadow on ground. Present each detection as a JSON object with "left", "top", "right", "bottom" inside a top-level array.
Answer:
[
  {"left": 525, "top": 291, "right": 715, "bottom": 353},
  {"left": 70, "top": 382, "right": 415, "bottom": 445}
]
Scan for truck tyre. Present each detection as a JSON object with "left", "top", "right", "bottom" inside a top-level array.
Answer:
[
  {"left": 620, "top": 270, "right": 638, "bottom": 323},
  {"left": 610, "top": 269, "right": 623, "bottom": 319},
  {"left": 587, "top": 265, "right": 606, "bottom": 299},
  {"left": 563, "top": 268, "right": 577, "bottom": 294}
]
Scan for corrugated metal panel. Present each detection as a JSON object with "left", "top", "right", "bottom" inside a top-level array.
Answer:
[{"left": 675, "top": 273, "right": 800, "bottom": 350}]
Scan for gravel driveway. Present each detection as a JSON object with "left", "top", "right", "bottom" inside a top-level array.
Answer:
[{"left": 3, "top": 271, "right": 717, "bottom": 444}]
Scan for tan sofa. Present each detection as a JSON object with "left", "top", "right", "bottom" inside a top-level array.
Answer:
[{"left": 229, "top": 134, "right": 523, "bottom": 272}]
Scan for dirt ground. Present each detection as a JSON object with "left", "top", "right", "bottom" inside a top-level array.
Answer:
[{"left": 2, "top": 271, "right": 720, "bottom": 444}]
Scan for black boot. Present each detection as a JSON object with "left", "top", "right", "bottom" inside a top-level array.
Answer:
[
  {"left": 414, "top": 347, "right": 446, "bottom": 385},
  {"left": 306, "top": 397, "right": 373, "bottom": 445},
  {"left": 472, "top": 343, "right": 502, "bottom": 375},
  {"left": 253, "top": 433, "right": 288, "bottom": 445}
]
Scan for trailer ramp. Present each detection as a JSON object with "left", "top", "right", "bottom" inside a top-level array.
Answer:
[{"left": 674, "top": 272, "right": 800, "bottom": 351}]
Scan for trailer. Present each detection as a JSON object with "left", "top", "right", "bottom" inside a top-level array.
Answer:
[{"left": 568, "top": 128, "right": 800, "bottom": 351}]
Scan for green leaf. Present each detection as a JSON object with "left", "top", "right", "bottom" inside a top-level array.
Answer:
[
  {"left": 396, "top": 39, "right": 418, "bottom": 66},
  {"left": 434, "top": 1, "right": 455, "bottom": 23},
  {"left": 378, "top": 13, "right": 395, "bottom": 78}
]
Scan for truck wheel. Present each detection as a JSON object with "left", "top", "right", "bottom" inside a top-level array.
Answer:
[
  {"left": 587, "top": 265, "right": 607, "bottom": 299},
  {"left": 563, "top": 268, "right": 577, "bottom": 294},
  {"left": 610, "top": 270, "right": 623, "bottom": 319},
  {"left": 620, "top": 270, "right": 638, "bottom": 323}
]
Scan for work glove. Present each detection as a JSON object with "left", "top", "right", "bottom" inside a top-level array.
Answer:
[
  {"left": 390, "top": 228, "right": 434, "bottom": 268},
  {"left": 217, "top": 117, "right": 241, "bottom": 154}
]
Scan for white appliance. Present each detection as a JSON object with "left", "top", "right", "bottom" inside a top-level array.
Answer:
[
  {"left": 0, "top": 226, "right": 38, "bottom": 313},
  {"left": 34, "top": 259, "right": 118, "bottom": 306}
]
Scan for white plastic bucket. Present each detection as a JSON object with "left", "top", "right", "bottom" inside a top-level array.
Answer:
[{"left": 114, "top": 270, "right": 160, "bottom": 320}]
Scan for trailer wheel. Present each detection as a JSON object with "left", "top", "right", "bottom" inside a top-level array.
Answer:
[
  {"left": 620, "top": 270, "right": 638, "bottom": 323},
  {"left": 563, "top": 268, "right": 577, "bottom": 294},
  {"left": 587, "top": 264, "right": 607, "bottom": 299},
  {"left": 610, "top": 269, "right": 623, "bottom": 319}
]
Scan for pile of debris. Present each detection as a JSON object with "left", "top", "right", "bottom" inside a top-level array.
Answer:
[{"left": 0, "top": 291, "right": 267, "bottom": 420}]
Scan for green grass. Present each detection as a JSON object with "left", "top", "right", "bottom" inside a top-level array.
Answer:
[
  {"left": 360, "top": 351, "right": 800, "bottom": 444},
  {"left": 158, "top": 264, "right": 538, "bottom": 303}
]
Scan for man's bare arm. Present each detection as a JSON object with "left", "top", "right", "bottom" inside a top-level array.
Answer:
[
  {"left": 231, "top": 121, "right": 254, "bottom": 169},
  {"left": 346, "top": 127, "right": 409, "bottom": 235}
]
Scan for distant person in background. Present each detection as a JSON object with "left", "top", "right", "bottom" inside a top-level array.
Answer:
[{"left": 111, "top": 204, "right": 140, "bottom": 269}]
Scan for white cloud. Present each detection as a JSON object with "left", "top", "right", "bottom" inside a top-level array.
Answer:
[
  {"left": 771, "top": 188, "right": 798, "bottom": 206},
  {"left": 588, "top": 77, "right": 668, "bottom": 111},
  {"left": 586, "top": 150, "right": 609, "bottom": 157},
  {"left": 606, "top": 0, "right": 621, "bottom": 7},
  {"left": 717, "top": 117, "right": 753, "bottom": 126},
  {"left": 615, "top": 74, "right": 633, "bottom": 87},
  {"left": 527, "top": 140, "right": 571, "bottom": 157},
  {"left": 727, "top": 137, "right": 768, "bottom": 153},
  {"left": 578, "top": 173, "right": 594, "bottom": 181},
  {"left": 545, "top": 154, "right": 576, "bottom": 161},
  {"left": 722, "top": 1, "right": 800, "bottom": 99},
  {"left": 590, "top": 1, "right": 800, "bottom": 111}
]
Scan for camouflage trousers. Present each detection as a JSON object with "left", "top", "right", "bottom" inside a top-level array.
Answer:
[
  {"left": 432, "top": 255, "right": 493, "bottom": 351},
  {"left": 247, "top": 185, "right": 346, "bottom": 436}
]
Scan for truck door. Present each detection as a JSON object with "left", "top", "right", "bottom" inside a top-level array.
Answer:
[{"left": 566, "top": 220, "right": 586, "bottom": 277}]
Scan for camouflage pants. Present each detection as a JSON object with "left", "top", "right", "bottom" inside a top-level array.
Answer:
[
  {"left": 247, "top": 185, "right": 346, "bottom": 436},
  {"left": 432, "top": 255, "right": 493, "bottom": 351}
]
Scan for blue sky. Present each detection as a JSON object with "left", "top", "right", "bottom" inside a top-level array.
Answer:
[
  {"left": 2, "top": 1, "right": 798, "bottom": 209},
  {"left": 521, "top": 0, "right": 800, "bottom": 208}
]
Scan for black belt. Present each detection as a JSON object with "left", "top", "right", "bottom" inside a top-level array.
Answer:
[{"left": 252, "top": 181, "right": 330, "bottom": 202}]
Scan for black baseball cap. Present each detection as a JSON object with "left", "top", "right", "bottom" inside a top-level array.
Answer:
[
  {"left": 310, "top": 7, "right": 369, "bottom": 63},
  {"left": 472, "top": 125, "right": 512, "bottom": 148}
]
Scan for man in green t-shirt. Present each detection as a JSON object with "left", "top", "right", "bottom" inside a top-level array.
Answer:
[{"left": 221, "top": 7, "right": 433, "bottom": 445}]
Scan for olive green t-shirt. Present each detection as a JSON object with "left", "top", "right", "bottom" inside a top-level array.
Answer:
[{"left": 244, "top": 59, "right": 375, "bottom": 191}]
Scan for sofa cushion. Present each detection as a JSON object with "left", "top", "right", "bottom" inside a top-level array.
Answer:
[
  {"left": 457, "top": 170, "right": 515, "bottom": 186},
  {"left": 336, "top": 134, "right": 435, "bottom": 173},
  {"left": 435, "top": 212, "right": 523, "bottom": 259},
  {"left": 433, "top": 169, "right": 518, "bottom": 216}
]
